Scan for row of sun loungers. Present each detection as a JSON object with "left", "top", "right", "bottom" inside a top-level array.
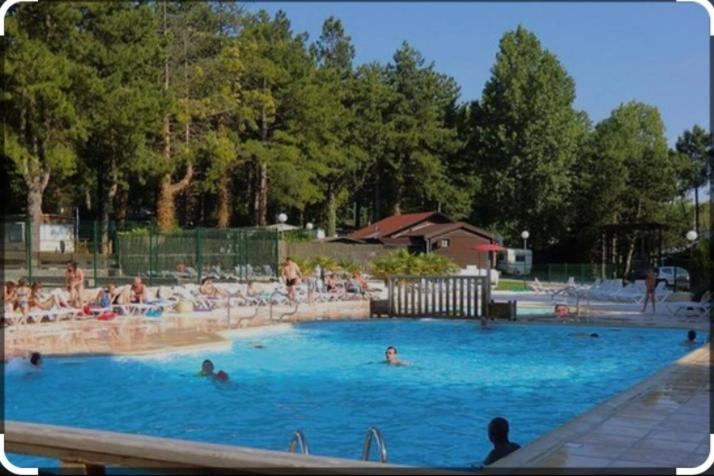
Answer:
[
  {"left": 529, "top": 277, "right": 710, "bottom": 317},
  {"left": 3, "top": 280, "right": 371, "bottom": 328}
]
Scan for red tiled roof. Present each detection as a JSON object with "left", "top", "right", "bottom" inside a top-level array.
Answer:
[
  {"left": 401, "top": 222, "right": 495, "bottom": 240},
  {"left": 347, "top": 211, "right": 439, "bottom": 240}
]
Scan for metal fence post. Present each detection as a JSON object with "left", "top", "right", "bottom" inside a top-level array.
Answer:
[
  {"left": 196, "top": 228, "right": 203, "bottom": 284},
  {"left": 26, "top": 215, "right": 32, "bottom": 282},
  {"left": 149, "top": 225, "right": 155, "bottom": 286},
  {"left": 93, "top": 220, "right": 99, "bottom": 286}
]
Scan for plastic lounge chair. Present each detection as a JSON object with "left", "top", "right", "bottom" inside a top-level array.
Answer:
[{"left": 667, "top": 291, "right": 711, "bottom": 317}]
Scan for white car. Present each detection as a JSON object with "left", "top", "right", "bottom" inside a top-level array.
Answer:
[{"left": 657, "top": 266, "right": 690, "bottom": 287}]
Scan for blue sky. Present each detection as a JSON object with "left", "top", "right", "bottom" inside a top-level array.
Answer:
[{"left": 247, "top": 1, "right": 709, "bottom": 147}]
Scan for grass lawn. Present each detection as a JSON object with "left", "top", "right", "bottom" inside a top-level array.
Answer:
[{"left": 496, "top": 278, "right": 531, "bottom": 292}]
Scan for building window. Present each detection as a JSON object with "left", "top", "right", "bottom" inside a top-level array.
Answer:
[{"left": 440, "top": 239, "right": 450, "bottom": 248}]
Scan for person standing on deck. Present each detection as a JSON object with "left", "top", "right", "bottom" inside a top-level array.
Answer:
[
  {"left": 640, "top": 269, "right": 657, "bottom": 314},
  {"left": 281, "top": 257, "right": 302, "bottom": 305}
]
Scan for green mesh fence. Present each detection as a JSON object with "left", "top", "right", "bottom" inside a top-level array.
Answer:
[
  {"left": 115, "top": 227, "right": 279, "bottom": 284},
  {"left": 500, "top": 263, "right": 619, "bottom": 284}
]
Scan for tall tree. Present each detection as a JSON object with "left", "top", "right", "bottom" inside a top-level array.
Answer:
[
  {"left": 675, "top": 125, "right": 711, "bottom": 235},
  {"left": 472, "top": 26, "right": 585, "bottom": 248},
  {"left": 311, "top": 17, "right": 364, "bottom": 236},
  {"left": 577, "top": 101, "right": 675, "bottom": 275},
  {"left": 77, "top": 2, "right": 164, "bottom": 250},
  {"left": 382, "top": 42, "right": 464, "bottom": 216},
  {"left": 2, "top": 3, "right": 87, "bottom": 250}
]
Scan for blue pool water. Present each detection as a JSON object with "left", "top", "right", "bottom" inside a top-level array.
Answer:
[{"left": 5, "top": 320, "right": 694, "bottom": 469}]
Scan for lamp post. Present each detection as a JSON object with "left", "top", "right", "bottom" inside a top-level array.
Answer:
[
  {"left": 278, "top": 213, "right": 288, "bottom": 224},
  {"left": 306, "top": 222, "right": 314, "bottom": 239},
  {"left": 520, "top": 230, "right": 530, "bottom": 277}
]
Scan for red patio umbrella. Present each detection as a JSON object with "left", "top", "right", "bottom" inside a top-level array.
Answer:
[{"left": 472, "top": 243, "right": 506, "bottom": 252}]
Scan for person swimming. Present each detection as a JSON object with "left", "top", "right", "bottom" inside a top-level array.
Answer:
[
  {"left": 198, "top": 359, "right": 229, "bottom": 380},
  {"left": 385, "top": 346, "right": 407, "bottom": 366},
  {"left": 685, "top": 329, "right": 697, "bottom": 345}
]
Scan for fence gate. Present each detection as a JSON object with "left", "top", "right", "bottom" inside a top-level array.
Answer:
[{"left": 386, "top": 275, "right": 491, "bottom": 318}]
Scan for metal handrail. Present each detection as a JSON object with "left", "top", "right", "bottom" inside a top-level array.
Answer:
[
  {"left": 288, "top": 430, "right": 310, "bottom": 455},
  {"left": 361, "top": 426, "right": 387, "bottom": 463}
]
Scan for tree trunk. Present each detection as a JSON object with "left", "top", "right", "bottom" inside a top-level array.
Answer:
[
  {"left": 694, "top": 186, "right": 699, "bottom": 235},
  {"left": 216, "top": 174, "right": 232, "bottom": 228},
  {"left": 327, "top": 186, "right": 336, "bottom": 237},
  {"left": 157, "top": 164, "right": 193, "bottom": 231},
  {"left": 253, "top": 98, "right": 269, "bottom": 226},
  {"left": 257, "top": 161, "right": 268, "bottom": 226},
  {"left": 26, "top": 177, "right": 46, "bottom": 255},
  {"left": 115, "top": 185, "right": 128, "bottom": 226},
  {"left": 355, "top": 201, "right": 362, "bottom": 229},
  {"left": 623, "top": 233, "right": 637, "bottom": 280}
]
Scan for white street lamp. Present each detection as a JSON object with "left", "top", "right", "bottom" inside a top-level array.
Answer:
[
  {"left": 277, "top": 213, "right": 288, "bottom": 224},
  {"left": 520, "top": 230, "right": 530, "bottom": 250},
  {"left": 686, "top": 230, "right": 698, "bottom": 242},
  {"left": 306, "top": 222, "right": 314, "bottom": 230}
]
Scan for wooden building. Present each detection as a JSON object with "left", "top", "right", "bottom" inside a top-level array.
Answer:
[{"left": 347, "top": 211, "right": 497, "bottom": 268}]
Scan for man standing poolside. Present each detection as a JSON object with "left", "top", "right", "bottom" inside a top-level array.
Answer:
[
  {"left": 640, "top": 269, "right": 657, "bottom": 314},
  {"left": 281, "top": 257, "right": 302, "bottom": 305}
]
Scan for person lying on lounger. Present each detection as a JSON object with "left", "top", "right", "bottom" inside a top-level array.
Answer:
[
  {"left": 199, "top": 278, "right": 228, "bottom": 299},
  {"left": 130, "top": 277, "right": 148, "bottom": 304}
]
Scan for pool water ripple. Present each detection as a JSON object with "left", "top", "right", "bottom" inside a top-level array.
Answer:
[{"left": 5, "top": 320, "right": 692, "bottom": 468}]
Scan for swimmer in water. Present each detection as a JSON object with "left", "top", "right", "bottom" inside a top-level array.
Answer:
[
  {"left": 28, "top": 351, "right": 42, "bottom": 368},
  {"left": 685, "top": 329, "right": 697, "bottom": 346},
  {"left": 385, "top": 346, "right": 407, "bottom": 366},
  {"left": 198, "top": 359, "right": 229, "bottom": 380}
]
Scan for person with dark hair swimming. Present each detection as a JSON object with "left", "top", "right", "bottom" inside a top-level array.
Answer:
[
  {"left": 384, "top": 346, "right": 407, "bottom": 366},
  {"left": 685, "top": 329, "right": 697, "bottom": 345},
  {"left": 483, "top": 417, "right": 521, "bottom": 466},
  {"left": 29, "top": 352, "right": 42, "bottom": 368},
  {"left": 198, "top": 359, "right": 228, "bottom": 380}
]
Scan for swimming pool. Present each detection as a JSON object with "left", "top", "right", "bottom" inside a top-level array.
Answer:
[{"left": 5, "top": 320, "right": 693, "bottom": 469}]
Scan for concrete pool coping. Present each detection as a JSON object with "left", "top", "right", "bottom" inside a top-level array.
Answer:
[{"left": 486, "top": 342, "right": 711, "bottom": 473}]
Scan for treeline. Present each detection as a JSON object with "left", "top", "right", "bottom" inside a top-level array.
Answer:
[{"left": 2, "top": 2, "right": 709, "bottom": 264}]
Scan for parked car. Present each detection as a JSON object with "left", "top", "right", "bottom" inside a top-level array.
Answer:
[{"left": 657, "top": 266, "right": 690, "bottom": 289}]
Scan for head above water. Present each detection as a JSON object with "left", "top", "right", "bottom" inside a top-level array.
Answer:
[
  {"left": 29, "top": 352, "right": 42, "bottom": 367},
  {"left": 201, "top": 359, "right": 214, "bottom": 374},
  {"left": 385, "top": 346, "right": 398, "bottom": 362},
  {"left": 488, "top": 417, "right": 511, "bottom": 445},
  {"left": 687, "top": 330, "right": 696, "bottom": 342}
]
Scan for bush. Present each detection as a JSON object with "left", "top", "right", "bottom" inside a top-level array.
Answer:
[{"left": 370, "top": 249, "right": 459, "bottom": 280}]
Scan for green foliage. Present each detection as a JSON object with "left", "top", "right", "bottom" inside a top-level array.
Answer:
[
  {"left": 472, "top": 26, "right": 586, "bottom": 248},
  {"left": 370, "top": 249, "right": 459, "bottom": 279},
  {"left": 689, "top": 238, "right": 712, "bottom": 295}
]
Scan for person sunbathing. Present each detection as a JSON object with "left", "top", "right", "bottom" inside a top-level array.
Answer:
[
  {"left": 130, "top": 277, "right": 147, "bottom": 304},
  {"left": 4, "top": 281, "right": 16, "bottom": 312},
  {"left": 14, "top": 278, "right": 31, "bottom": 319},
  {"left": 29, "top": 282, "right": 57, "bottom": 312},
  {"left": 95, "top": 283, "right": 119, "bottom": 308},
  {"left": 199, "top": 278, "right": 228, "bottom": 299}
]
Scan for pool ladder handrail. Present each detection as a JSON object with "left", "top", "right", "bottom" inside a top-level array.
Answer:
[
  {"left": 288, "top": 429, "right": 310, "bottom": 455},
  {"left": 361, "top": 426, "right": 387, "bottom": 463}
]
